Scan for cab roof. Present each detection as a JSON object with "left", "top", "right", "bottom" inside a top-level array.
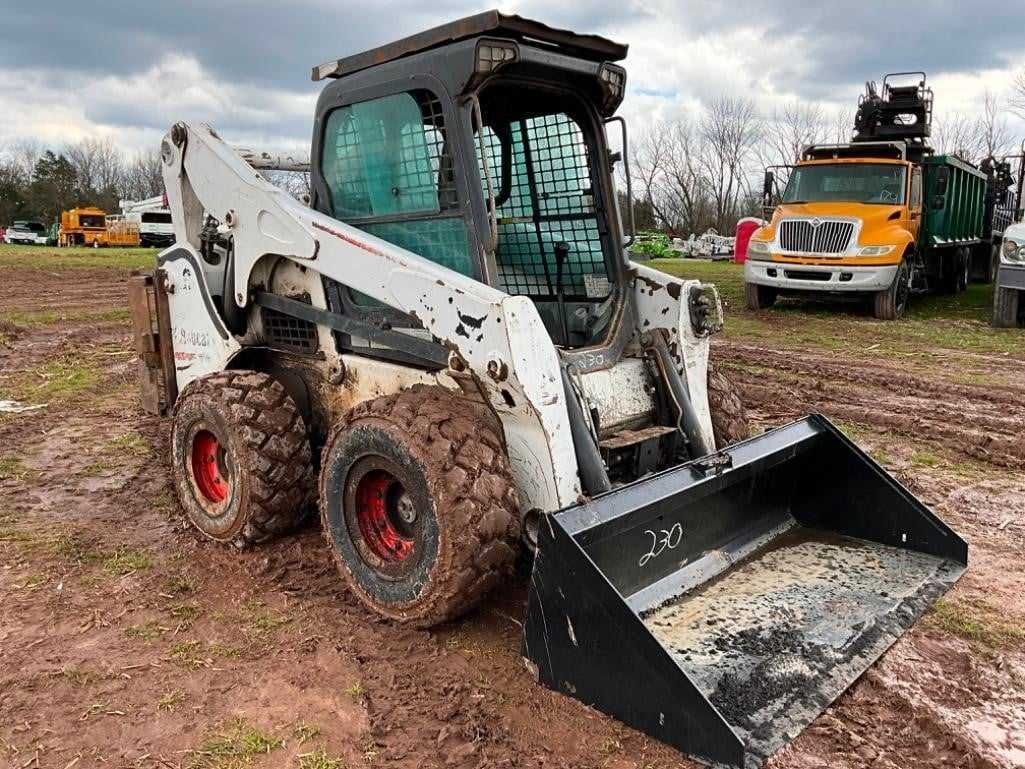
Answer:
[{"left": 312, "top": 10, "right": 628, "bottom": 82}]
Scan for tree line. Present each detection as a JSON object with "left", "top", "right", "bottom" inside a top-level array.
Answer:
[{"left": 0, "top": 138, "right": 164, "bottom": 227}]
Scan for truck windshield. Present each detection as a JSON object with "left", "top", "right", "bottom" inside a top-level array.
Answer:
[{"left": 784, "top": 164, "right": 907, "bottom": 205}]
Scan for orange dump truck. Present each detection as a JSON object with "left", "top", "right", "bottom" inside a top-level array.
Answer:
[{"left": 59, "top": 207, "right": 140, "bottom": 247}]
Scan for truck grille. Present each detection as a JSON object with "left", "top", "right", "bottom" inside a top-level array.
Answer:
[{"left": 779, "top": 219, "right": 854, "bottom": 255}]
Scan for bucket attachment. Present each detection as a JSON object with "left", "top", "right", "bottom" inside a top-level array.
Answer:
[{"left": 523, "top": 415, "right": 966, "bottom": 769}]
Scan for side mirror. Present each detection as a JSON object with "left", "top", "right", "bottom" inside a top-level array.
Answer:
[
  {"left": 762, "top": 170, "right": 775, "bottom": 201},
  {"left": 935, "top": 166, "right": 950, "bottom": 196}
]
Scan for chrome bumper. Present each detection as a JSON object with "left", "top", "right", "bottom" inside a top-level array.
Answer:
[{"left": 744, "top": 260, "right": 898, "bottom": 292}]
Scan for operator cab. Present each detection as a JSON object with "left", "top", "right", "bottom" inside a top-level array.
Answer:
[{"left": 309, "top": 11, "right": 630, "bottom": 354}]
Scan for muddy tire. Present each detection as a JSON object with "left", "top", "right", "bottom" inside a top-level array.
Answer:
[
  {"left": 707, "top": 363, "right": 750, "bottom": 448},
  {"left": 744, "top": 281, "right": 777, "bottom": 310},
  {"left": 873, "top": 259, "right": 910, "bottom": 320},
  {"left": 993, "top": 284, "right": 1020, "bottom": 328},
  {"left": 319, "top": 385, "right": 520, "bottom": 628},
  {"left": 170, "top": 370, "right": 314, "bottom": 547}
]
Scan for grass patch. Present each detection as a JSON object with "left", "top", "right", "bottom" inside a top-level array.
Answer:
[
  {"left": 11, "top": 357, "right": 103, "bottom": 403},
  {"left": 0, "top": 244, "right": 157, "bottom": 271},
  {"left": 292, "top": 723, "right": 321, "bottom": 745},
  {"left": 297, "top": 750, "right": 346, "bottom": 769},
  {"left": 0, "top": 455, "right": 33, "bottom": 482},
  {"left": 927, "top": 599, "right": 1025, "bottom": 650},
  {"left": 187, "top": 717, "right": 284, "bottom": 769},
  {"left": 241, "top": 601, "right": 291, "bottom": 635},
  {"left": 344, "top": 681, "right": 364, "bottom": 700},
  {"left": 164, "top": 573, "right": 197, "bottom": 596},
  {"left": 909, "top": 449, "right": 943, "bottom": 468},
  {"left": 158, "top": 690, "right": 187, "bottom": 712},
  {"left": 0, "top": 306, "right": 130, "bottom": 329},
  {"left": 103, "top": 546, "right": 153, "bottom": 575},
  {"left": 168, "top": 603, "right": 202, "bottom": 623},
  {"left": 169, "top": 640, "right": 243, "bottom": 669}
]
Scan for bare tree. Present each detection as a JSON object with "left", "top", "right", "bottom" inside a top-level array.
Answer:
[
  {"left": 122, "top": 150, "right": 165, "bottom": 201},
  {"left": 264, "top": 169, "right": 312, "bottom": 201},
  {"left": 66, "top": 137, "right": 125, "bottom": 196},
  {"left": 1010, "top": 67, "right": 1025, "bottom": 120},
  {"left": 933, "top": 111, "right": 984, "bottom": 162},
  {"left": 830, "top": 108, "right": 853, "bottom": 144},
  {"left": 697, "top": 96, "right": 762, "bottom": 232},
  {"left": 979, "top": 90, "right": 1012, "bottom": 159},
  {"left": 763, "top": 101, "right": 825, "bottom": 167}
]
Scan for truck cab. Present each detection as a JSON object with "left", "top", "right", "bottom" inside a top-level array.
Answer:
[{"left": 747, "top": 153, "right": 920, "bottom": 308}]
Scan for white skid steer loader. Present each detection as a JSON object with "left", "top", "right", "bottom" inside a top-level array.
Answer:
[{"left": 129, "top": 12, "right": 967, "bottom": 769}]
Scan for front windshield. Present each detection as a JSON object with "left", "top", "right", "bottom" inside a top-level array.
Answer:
[{"left": 784, "top": 163, "right": 907, "bottom": 205}]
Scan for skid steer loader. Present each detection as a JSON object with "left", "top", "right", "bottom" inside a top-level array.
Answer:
[{"left": 129, "top": 12, "right": 967, "bottom": 768}]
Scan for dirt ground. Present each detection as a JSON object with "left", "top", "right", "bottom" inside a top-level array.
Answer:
[{"left": 1, "top": 249, "right": 1024, "bottom": 769}]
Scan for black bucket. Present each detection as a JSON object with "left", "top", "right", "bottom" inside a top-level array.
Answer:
[{"left": 522, "top": 415, "right": 967, "bottom": 769}]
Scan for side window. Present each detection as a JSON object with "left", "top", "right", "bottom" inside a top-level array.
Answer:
[
  {"left": 321, "top": 90, "right": 472, "bottom": 291},
  {"left": 910, "top": 168, "right": 922, "bottom": 208}
]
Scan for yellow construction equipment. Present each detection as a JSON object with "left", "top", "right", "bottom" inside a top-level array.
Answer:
[{"left": 59, "top": 207, "right": 140, "bottom": 247}]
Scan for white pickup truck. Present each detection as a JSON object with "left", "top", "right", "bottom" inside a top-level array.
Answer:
[{"left": 4, "top": 220, "right": 47, "bottom": 245}]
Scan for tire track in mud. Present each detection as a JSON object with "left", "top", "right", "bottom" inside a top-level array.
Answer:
[{"left": 718, "top": 342, "right": 1025, "bottom": 470}]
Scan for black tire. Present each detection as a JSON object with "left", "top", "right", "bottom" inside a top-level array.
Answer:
[
  {"left": 319, "top": 385, "right": 520, "bottom": 628},
  {"left": 170, "top": 370, "right": 314, "bottom": 547},
  {"left": 940, "top": 247, "right": 970, "bottom": 294},
  {"left": 990, "top": 243, "right": 1001, "bottom": 284},
  {"left": 707, "top": 363, "right": 750, "bottom": 448},
  {"left": 744, "top": 281, "right": 777, "bottom": 310},
  {"left": 993, "top": 284, "right": 1021, "bottom": 328},
  {"left": 873, "top": 259, "right": 911, "bottom": 320}
]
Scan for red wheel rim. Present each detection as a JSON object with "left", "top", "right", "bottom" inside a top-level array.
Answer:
[
  {"left": 191, "top": 430, "right": 231, "bottom": 503},
  {"left": 354, "top": 470, "right": 414, "bottom": 563}
]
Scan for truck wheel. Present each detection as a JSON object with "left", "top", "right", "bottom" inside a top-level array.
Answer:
[
  {"left": 744, "top": 282, "right": 777, "bottom": 310},
  {"left": 941, "top": 247, "right": 970, "bottom": 294},
  {"left": 170, "top": 370, "right": 314, "bottom": 547},
  {"left": 319, "top": 385, "right": 520, "bottom": 628},
  {"left": 993, "top": 285, "right": 1020, "bottom": 328},
  {"left": 873, "top": 259, "right": 911, "bottom": 320},
  {"left": 707, "top": 363, "right": 750, "bottom": 448}
]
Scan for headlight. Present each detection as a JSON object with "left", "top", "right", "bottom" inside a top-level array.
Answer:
[
  {"left": 748, "top": 239, "right": 771, "bottom": 256},
  {"left": 858, "top": 245, "right": 894, "bottom": 256},
  {"left": 1001, "top": 238, "right": 1025, "bottom": 262}
]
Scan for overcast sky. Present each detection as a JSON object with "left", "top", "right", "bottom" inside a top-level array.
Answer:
[{"left": 2, "top": 1, "right": 1024, "bottom": 156}]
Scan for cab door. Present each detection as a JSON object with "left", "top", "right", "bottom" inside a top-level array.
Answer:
[{"left": 908, "top": 165, "right": 923, "bottom": 244}]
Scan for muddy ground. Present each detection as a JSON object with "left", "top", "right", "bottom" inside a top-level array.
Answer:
[{"left": 1, "top": 249, "right": 1024, "bottom": 769}]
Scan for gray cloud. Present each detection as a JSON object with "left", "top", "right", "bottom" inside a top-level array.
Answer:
[{"left": 1, "top": 1, "right": 1023, "bottom": 153}]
